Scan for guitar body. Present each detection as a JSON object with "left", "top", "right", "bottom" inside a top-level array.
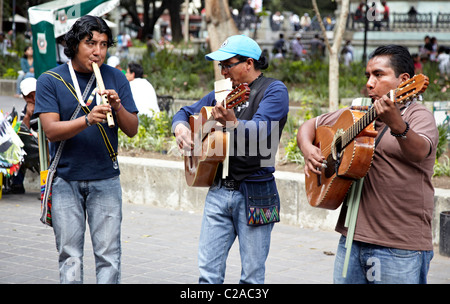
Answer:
[
  {"left": 184, "top": 107, "right": 227, "bottom": 187},
  {"left": 304, "top": 74, "right": 429, "bottom": 209},
  {"left": 305, "top": 109, "right": 377, "bottom": 209},
  {"left": 183, "top": 83, "right": 251, "bottom": 187}
]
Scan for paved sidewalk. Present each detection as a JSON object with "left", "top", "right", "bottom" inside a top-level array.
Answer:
[{"left": 0, "top": 191, "right": 449, "bottom": 284}]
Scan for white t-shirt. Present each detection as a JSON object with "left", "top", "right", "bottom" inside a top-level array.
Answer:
[
  {"left": 129, "top": 78, "right": 160, "bottom": 117},
  {"left": 437, "top": 53, "right": 450, "bottom": 74}
]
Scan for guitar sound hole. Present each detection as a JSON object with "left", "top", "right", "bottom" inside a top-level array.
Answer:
[
  {"left": 316, "top": 154, "right": 338, "bottom": 186},
  {"left": 324, "top": 154, "right": 336, "bottom": 179}
]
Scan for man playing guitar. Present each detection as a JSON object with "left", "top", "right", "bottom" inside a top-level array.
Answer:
[
  {"left": 172, "top": 35, "right": 289, "bottom": 284},
  {"left": 297, "top": 45, "right": 438, "bottom": 284}
]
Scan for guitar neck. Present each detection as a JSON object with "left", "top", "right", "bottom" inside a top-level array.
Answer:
[
  {"left": 341, "top": 91, "right": 397, "bottom": 148},
  {"left": 342, "top": 106, "right": 377, "bottom": 148}
]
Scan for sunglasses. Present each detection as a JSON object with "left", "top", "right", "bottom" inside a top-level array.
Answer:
[{"left": 218, "top": 61, "right": 245, "bottom": 71}]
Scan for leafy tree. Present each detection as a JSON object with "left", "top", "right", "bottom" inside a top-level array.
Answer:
[{"left": 120, "top": 0, "right": 184, "bottom": 42}]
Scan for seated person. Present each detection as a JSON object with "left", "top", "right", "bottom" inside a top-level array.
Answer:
[
  {"left": 125, "top": 62, "right": 159, "bottom": 117},
  {"left": 15, "top": 46, "right": 34, "bottom": 98}
]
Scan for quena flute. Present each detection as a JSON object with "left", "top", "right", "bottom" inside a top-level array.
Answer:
[{"left": 92, "top": 62, "right": 115, "bottom": 128}]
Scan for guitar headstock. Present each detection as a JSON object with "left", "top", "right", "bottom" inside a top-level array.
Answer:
[
  {"left": 394, "top": 74, "right": 429, "bottom": 104},
  {"left": 225, "top": 83, "right": 251, "bottom": 109}
]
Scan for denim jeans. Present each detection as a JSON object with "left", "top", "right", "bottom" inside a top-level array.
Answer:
[
  {"left": 198, "top": 184, "right": 274, "bottom": 284},
  {"left": 51, "top": 175, "right": 122, "bottom": 284},
  {"left": 334, "top": 235, "right": 433, "bottom": 284}
]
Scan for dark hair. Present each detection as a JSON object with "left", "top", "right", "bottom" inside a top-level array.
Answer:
[
  {"left": 235, "top": 54, "right": 269, "bottom": 70},
  {"left": 22, "top": 46, "right": 32, "bottom": 59},
  {"left": 369, "top": 45, "right": 415, "bottom": 78},
  {"left": 64, "top": 15, "right": 115, "bottom": 59},
  {"left": 128, "top": 62, "right": 144, "bottom": 78}
]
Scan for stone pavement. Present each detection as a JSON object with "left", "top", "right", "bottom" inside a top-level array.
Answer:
[{"left": 0, "top": 191, "right": 449, "bottom": 284}]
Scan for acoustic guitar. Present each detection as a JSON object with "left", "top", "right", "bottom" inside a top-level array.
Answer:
[
  {"left": 306, "top": 74, "right": 429, "bottom": 209},
  {"left": 185, "top": 83, "right": 250, "bottom": 187}
]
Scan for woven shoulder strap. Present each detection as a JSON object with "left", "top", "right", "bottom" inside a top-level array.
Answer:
[{"left": 49, "top": 104, "right": 82, "bottom": 170}]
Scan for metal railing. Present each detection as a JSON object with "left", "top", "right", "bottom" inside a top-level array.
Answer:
[
  {"left": 348, "top": 12, "right": 450, "bottom": 31},
  {"left": 391, "top": 12, "right": 433, "bottom": 29}
]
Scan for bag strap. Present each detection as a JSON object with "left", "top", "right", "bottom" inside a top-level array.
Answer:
[
  {"left": 49, "top": 104, "right": 82, "bottom": 170},
  {"left": 44, "top": 67, "right": 96, "bottom": 170}
]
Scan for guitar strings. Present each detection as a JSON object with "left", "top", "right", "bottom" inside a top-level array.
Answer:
[{"left": 318, "top": 76, "right": 424, "bottom": 163}]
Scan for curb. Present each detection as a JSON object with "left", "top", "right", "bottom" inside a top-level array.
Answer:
[{"left": 23, "top": 156, "right": 450, "bottom": 246}]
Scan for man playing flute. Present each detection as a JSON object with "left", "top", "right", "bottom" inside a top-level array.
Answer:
[{"left": 34, "top": 15, "right": 138, "bottom": 284}]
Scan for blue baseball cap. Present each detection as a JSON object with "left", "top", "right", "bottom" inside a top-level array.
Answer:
[{"left": 205, "top": 35, "right": 262, "bottom": 61}]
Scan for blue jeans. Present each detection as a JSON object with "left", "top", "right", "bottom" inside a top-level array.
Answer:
[
  {"left": 51, "top": 175, "right": 122, "bottom": 284},
  {"left": 198, "top": 184, "right": 274, "bottom": 284},
  {"left": 334, "top": 235, "right": 433, "bottom": 284}
]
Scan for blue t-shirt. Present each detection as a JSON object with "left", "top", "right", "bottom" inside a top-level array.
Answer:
[{"left": 34, "top": 63, "right": 138, "bottom": 181}]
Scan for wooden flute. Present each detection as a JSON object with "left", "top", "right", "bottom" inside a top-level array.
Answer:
[{"left": 92, "top": 62, "right": 115, "bottom": 128}]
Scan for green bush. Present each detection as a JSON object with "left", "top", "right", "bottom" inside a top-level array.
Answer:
[
  {"left": 283, "top": 129, "right": 304, "bottom": 165},
  {"left": 434, "top": 156, "right": 450, "bottom": 177},
  {"left": 118, "top": 111, "right": 173, "bottom": 153},
  {"left": 0, "top": 34, "right": 29, "bottom": 78},
  {"left": 141, "top": 48, "right": 215, "bottom": 98}
]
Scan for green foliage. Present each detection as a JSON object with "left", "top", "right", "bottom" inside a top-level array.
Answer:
[
  {"left": 118, "top": 111, "right": 173, "bottom": 153},
  {"left": 436, "top": 124, "right": 449, "bottom": 160},
  {"left": 433, "top": 124, "right": 450, "bottom": 177},
  {"left": 266, "top": 59, "right": 449, "bottom": 104},
  {"left": 3, "top": 68, "right": 18, "bottom": 79},
  {"left": 266, "top": 59, "right": 368, "bottom": 106},
  {"left": 434, "top": 156, "right": 450, "bottom": 177},
  {"left": 280, "top": 113, "right": 304, "bottom": 166},
  {"left": 0, "top": 34, "right": 30, "bottom": 78},
  {"left": 0, "top": 56, "right": 20, "bottom": 78},
  {"left": 141, "top": 48, "right": 215, "bottom": 98},
  {"left": 422, "top": 62, "right": 450, "bottom": 101},
  {"left": 283, "top": 129, "right": 304, "bottom": 165}
]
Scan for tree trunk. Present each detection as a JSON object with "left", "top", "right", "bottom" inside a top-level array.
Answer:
[
  {"left": 167, "top": 0, "right": 184, "bottom": 43},
  {"left": 0, "top": 0, "right": 3, "bottom": 33},
  {"left": 205, "top": 0, "right": 239, "bottom": 80},
  {"left": 121, "top": 0, "right": 181, "bottom": 42},
  {"left": 312, "top": 0, "right": 350, "bottom": 112}
]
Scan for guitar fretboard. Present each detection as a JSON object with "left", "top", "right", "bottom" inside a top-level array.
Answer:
[
  {"left": 342, "top": 106, "right": 377, "bottom": 148},
  {"left": 340, "top": 90, "right": 393, "bottom": 149}
]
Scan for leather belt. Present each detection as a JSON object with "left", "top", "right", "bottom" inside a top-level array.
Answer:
[{"left": 221, "top": 179, "right": 241, "bottom": 190}]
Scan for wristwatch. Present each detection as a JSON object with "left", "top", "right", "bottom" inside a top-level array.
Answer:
[{"left": 85, "top": 114, "right": 93, "bottom": 127}]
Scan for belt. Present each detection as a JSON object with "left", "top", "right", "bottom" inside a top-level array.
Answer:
[{"left": 221, "top": 179, "right": 241, "bottom": 190}]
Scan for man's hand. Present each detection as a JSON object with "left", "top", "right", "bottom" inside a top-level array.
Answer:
[
  {"left": 211, "top": 102, "right": 237, "bottom": 127},
  {"left": 85, "top": 104, "right": 112, "bottom": 125},
  {"left": 296, "top": 118, "right": 326, "bottom": 178},
  {"left": 174, "top": 123, "right": 193, "bottom": 153},
  {"left": 22, "top": 102, "right": 35, "bottom": 129},
  {"left": 100, "top": 89, "right": 121, "bottom": 110},
  {"left": 373, "top": 95, "right": 405, "bottom": 133},
  {"left": 302, "top": 144, "right": 326, "bottom": 178}
]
